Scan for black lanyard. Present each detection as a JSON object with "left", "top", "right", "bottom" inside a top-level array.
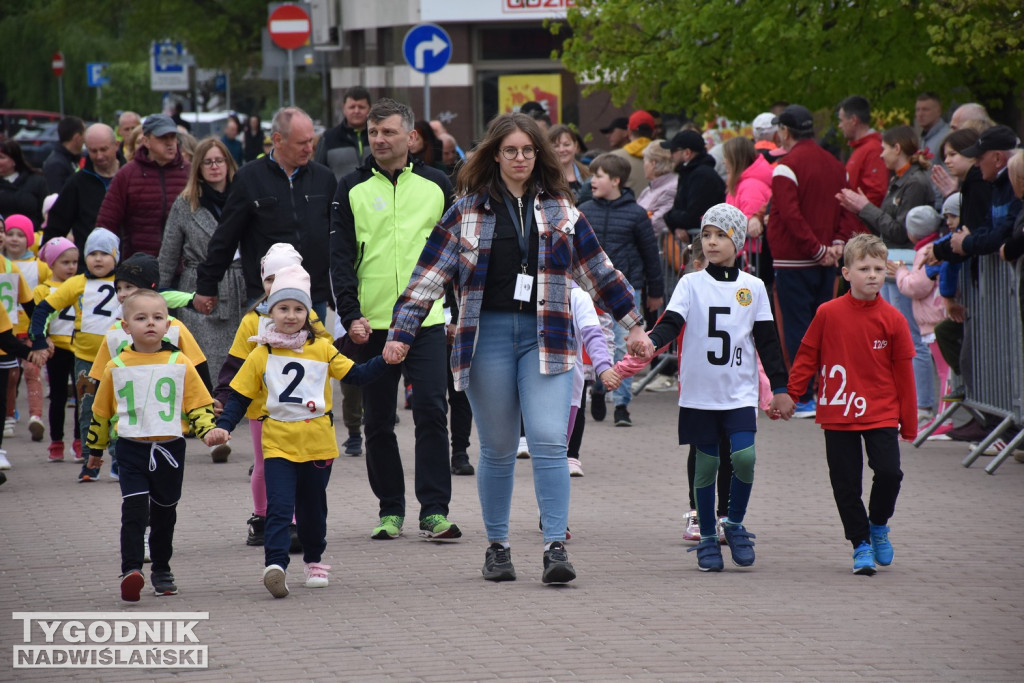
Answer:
[{"left": 502, "top": 193, "right": 534, "bottom": 271}]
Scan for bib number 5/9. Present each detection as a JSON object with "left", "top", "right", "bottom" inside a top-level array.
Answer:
[{"left": 707, "top": 307, "right": 742, "bottom": 367}]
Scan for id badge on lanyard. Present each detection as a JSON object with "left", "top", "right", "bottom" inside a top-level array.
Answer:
[{"left": 503, "top": 194, "right": 534, "bottom": 303}]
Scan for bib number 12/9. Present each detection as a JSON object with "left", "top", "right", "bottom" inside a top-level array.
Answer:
[{"left": 819, "top": 364, "right": 867, "bottom": 417}]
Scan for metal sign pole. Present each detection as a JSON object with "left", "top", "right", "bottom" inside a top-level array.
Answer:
[
  {"left": 424, "top": 73, "right": 431, "bottom": 122},
  {"left": 287, "top": 49, "right": 295, "bottom": 106},
  {"left": 58, "top": 76, "right": 64, "bottom": 116}
]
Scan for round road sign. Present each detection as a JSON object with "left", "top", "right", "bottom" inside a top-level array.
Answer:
[{"left": 268, "top": 4, "right": 312, "bottom": 51}]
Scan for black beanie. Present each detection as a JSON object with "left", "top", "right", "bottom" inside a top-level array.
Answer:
[{"left": 114, "top": 253, "right": 160, "bottom": 290}]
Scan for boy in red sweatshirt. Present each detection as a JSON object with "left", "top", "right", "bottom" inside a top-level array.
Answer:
[{"left": 787, "top": 233, "right": 917, "bottom": 575}]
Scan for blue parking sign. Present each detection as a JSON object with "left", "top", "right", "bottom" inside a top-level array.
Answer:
[{"left": 87, "top": 63, "right": 110, "bottom": 87}]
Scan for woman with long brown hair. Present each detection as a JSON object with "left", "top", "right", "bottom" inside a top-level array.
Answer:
[
  {"left": 384, "top": 112, "right": 652, "bottom": 584},
  {"left": 158, "top": 138, "right": 245, "bottom": 441}
]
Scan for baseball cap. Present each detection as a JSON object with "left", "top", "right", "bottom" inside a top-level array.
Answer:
[
  {"left": 628, "top": 111, "right": 656, "bottom": 132},
  {"left": 961, "top": 124, "right": 1019, "bottom": 158},
  {"left": 600, "top": 117, "right": 629, "bottom": 134},
  {"left": 751, "top": 112, "right": 778, "bottom": 137},
  {"left": 660, "top": 130, "right": 706, "bottom": 153},
  {"left": 771, "top": 105, "right": 815, "bottom": 134},
  {"left": 142, "top": 114, "right": 178, "bottom": 137}
]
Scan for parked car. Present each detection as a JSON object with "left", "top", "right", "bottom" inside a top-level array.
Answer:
[
  {"left": 12, "top": 121, "right": 60, "bottom": 168},
  {"left": 0, "top": 109, "right": 61, "bottom": 143}
]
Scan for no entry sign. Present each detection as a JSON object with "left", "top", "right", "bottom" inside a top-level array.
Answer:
[
  {"left": 268, "top": 4, "right": 311, "bottom": 51},
  {"left": 52, "top": 52, "right": 65, "bottom": 78}
]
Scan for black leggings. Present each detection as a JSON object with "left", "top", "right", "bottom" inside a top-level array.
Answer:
[
  {"left": 46, "top": 347, "right": 80, "bottom": 442},
  {"left": 687, "top": 436, "right": 733, "bottom": 516}
]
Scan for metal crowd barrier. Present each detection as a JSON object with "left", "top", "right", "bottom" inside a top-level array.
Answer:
[{"left": 913, "top": 254, "right": 1024, "bottom": 474}]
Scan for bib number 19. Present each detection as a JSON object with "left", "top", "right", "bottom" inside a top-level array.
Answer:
[{"left": 117, "top": 377, "right": 178, "bottom": 425}]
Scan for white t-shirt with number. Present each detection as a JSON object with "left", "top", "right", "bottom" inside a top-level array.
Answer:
[
  {"left": 80, "top": 279, "right": 121, "bottom": 334},
  {"left": 666, "top": 269, "right": 773, "bottom": 410},
  {"left": 110, "top": 354, "right": 186, "bottom": 438}
]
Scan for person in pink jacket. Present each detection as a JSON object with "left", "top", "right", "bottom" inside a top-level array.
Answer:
[
  {"left": 723, "top": 137, "right": 772, "bottom": 266},
  {"left": 892, "top": 204, "right": 950, "bottom": 435}
]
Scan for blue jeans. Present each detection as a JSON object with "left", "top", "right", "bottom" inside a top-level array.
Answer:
[
  {"left": 465, "top": 310, "right": 573, "bottom": 544},
  {"left": 612, "top": 322, "right": 631, "bottom": 407},
  {"left": 881, "top": 281, "right": 934, "bottom": 411}
]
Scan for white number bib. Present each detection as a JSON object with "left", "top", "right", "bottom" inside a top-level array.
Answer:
[
  {"left": 81, "top": 280, "right": 121, "bottom": 334},
  {"left": 264, "top": 353, "right": 328, "bottom": 422},
  {"left": 18, "top": 262, "right": 39, "bottom": 291},
  {"left": 49, "top": 302, "right": 77, "bottom": 337},
  {"left": 0, "top": 272, "right": 20, "bottom": 324},
  {"left": 110, "top": 357, "right": 186, "bottom": 438},
  {"left": 106, "top": 322, "right": 180, "bottom": 357}
]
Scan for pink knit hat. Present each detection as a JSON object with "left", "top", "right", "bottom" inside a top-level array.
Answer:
[
  {"left": 4, "top": 214, "right": 35, "bottom": 248},
  {"left": 267, "top": 264, "right": 311, "bottom": 311},
  {"left": 38, "top": 237, "right": 78, "bottom": 267},
  {"left": 260, "top": 243, "right": 302, "bottom": 281}
]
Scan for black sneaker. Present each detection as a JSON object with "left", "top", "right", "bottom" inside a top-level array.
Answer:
[
  {"left": 77, "top": 466, "right": 100, "bottom": 482},
  {"left": 0, "top": 471, "right": 6, "bottom": 486},
  {"left": 590, "top": 389, "right": 607, "bottom": 422},
  {"left": 289, "top": 524, "right": 303, "bottom": 553},
  {"left": 151, "top": 571, "right": 178, "bottom": 596},
  {"left": 542, "top": 542, "right": 576, "bottom": 584},
  {"left": 248, "top": 464, "right": 254, "bottom": 478},
  {"left": 246, "top": 514, "right": 265, "bottom": 546},
  {"left": 482, "top": 543, "right": 516, "bottom": 581},
  {"left": 343, "top": 433, "right": 362, "bottom": 456},
  {"left": 613, "top": 405, "right": 632, "bottom": 427},
  {"left": 451, "top": 452, "right": 475, "bottom": 475}
]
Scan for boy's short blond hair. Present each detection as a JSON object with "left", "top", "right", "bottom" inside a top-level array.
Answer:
[
  {"left": 844, "top": 233, "right": 888, "bottom": 264},
  {"left": 121, "top": 289, "right": 167, "bottom": 317}
]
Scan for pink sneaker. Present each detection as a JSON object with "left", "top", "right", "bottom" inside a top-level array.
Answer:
[
  {"left": 303, "top": 562, "right": 331, "bottom": 588},
  {"left": 682, "top": 510, "right": 700, "bottom": 542},
  {"left": 72, "top": 439, "right": 83, "bottom": 463},
  {"left": 48, "top": 442, "right": 65, "bottom": 462}
]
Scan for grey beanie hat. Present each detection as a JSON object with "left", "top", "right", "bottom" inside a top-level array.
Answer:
[{"left": 701, "top": 203, "right": 748, "bottom": 254}]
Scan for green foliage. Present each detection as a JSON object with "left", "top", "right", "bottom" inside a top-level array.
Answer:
[
  {"left": 559, "top": 0, "right": 1022, "bottom": 123},
  {"left": 0, "top": 0, "right": 277, "bottom": 121}
]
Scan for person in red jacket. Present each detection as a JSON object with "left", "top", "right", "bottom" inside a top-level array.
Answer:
[
  {"left": 95, "top": 114, "right": 190, "bottom": 258},
  {"left": 766, "top": 105, "right": 859, "bottom": 417},
  {"left": 787, "top": 233, "right": 916, "bottom": 576},
  {"left": 837, "top": 95, "right": 888, "bottom": 207}
]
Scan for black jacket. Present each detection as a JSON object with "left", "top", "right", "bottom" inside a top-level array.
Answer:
[
  {"left": 43, "top": 156, "right": 114, "bottom": 262},
  {"left": 43, "top": 145, "right": 81, "bottom": 194},
  {"left": 314, "top": 119, "right": 370, "bottom": 181},
  {"left": 664, "top": 152, "right": 725, "bottom": 236},
  {"left": 196, "top": 154, "right": 338, "bottom": 303},
  {"left": 0, "top": 170, "right": 47, "bottom": 231},
  {"left": 578, "top": 189, "right": 664, "bottom": 298}
]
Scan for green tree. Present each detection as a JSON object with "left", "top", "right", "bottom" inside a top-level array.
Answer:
[{"left": 557, "top": 0, "right": 1020, "bottom": 123}]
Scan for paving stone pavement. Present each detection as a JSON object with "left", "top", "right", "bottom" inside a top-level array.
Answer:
[{"left": 1, "top": 383, "right": 1022, "bottom": 681}]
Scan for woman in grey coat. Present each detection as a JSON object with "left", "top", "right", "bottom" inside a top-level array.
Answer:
[{"left": 158, "top": 138, "right": 246, "bottom": 385}]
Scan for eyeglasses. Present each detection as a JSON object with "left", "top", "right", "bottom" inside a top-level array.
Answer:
[
  {"left": 201, "top": 158, "right": 227, "bottom": 168},
  {"left": 500, "top": 146, "right": 536, "bottom": 160}
]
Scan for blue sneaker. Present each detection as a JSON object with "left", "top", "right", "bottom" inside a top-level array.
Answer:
[
  {"left": 852, "top": 541, "right": 876, "bottom": 575},
  {"left": 793, "top": 399, "right": 817, "bottom": 418},
  {"left": 687, "top": 537, "right": 724, "bottom": 572},
  {"left": 722, "top": 523, "right": 756, "bottom": 567},
  {"left": 869, "top": 523, "right": 893, "bottom": 566}
]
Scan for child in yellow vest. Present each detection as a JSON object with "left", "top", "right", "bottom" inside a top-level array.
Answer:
[
  {"left": 0, "top": 214, "right": 38, "bottom": 439},
  {"left": 205, "top": 265, "right": 392, "bottom": 598},
  {"left": 85, "top": 252, "right": 207, "bottom": 481},
  {"left": 29, "top": 228, "right": 120, "bottom": 481},
  {"left": 214, "top": 243, "right": 330, "bottom": 548},
  {"left": 86, "top": 289, "right": 217, "bottom": 601},
  {"left": 35, "top": 237, "right": 81, "bottom": 462}
]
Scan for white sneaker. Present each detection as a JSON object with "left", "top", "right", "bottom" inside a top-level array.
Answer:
[
  {"left": 3, "top": 417, "right": 13, "bottom": 438},
  {"left": 28, "top": 416, "right": 45, "bottom": 442},
  {"left": 644, "top": 375, "right": 678, "bottom": 393},
  {"left": 303, "top": 562, "right": 331, "bottom": 588},
  {"left": 263, "top": 564, "right": 289, "bottom": 598},
  {"left": 209, "top": 443, "right": 231, "bottom": 463},
  {"left": 682, "top": 510, "right": 700, "bottom": 541},
  {"left": 517, "top": 436, "right": 530, "bottom": 459},
  {"left": 143, "top": 531, "right": 151, "bottom": 563},
  {"left": 567, "top": 457, "right": 584, "bottom": 477},
  {"left": 0, "top": 450, "right": 10, "bottom": 469}
]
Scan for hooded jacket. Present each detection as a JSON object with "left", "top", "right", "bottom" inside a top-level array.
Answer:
[
  {"left": 664, "top": 152, "right": 726, "bottom": 236},
  {"left": 95, "top": 146, "right": 189, "bottom": 258}
]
